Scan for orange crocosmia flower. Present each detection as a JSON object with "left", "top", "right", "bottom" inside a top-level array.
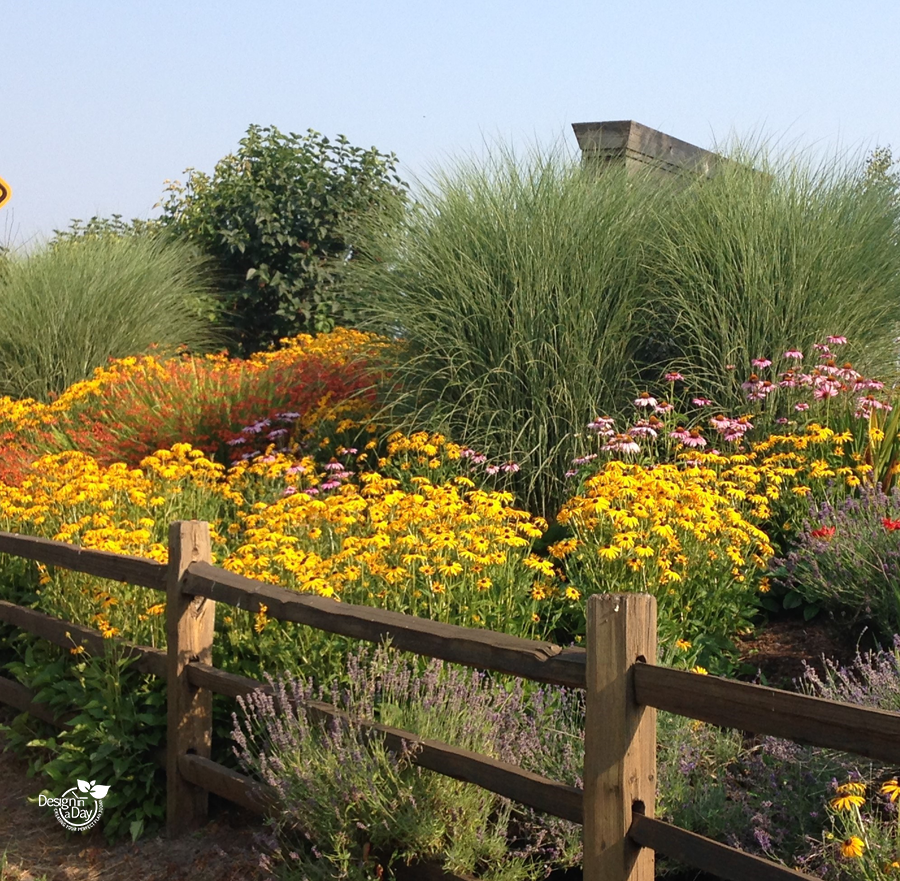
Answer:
[
  {"left": 882, "top": 517, "right": 900, "bottom": 531},
  {"left": 810, "top": 526, "right": 836, "bottom": 540}
]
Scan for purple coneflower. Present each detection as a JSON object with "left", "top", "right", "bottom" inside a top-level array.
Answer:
[
  {"left": 783, "top": 350, "right": 804, "bottom": 360},
  {"left": 669, "top": 426, "right": 691, "bottom": 444},
  {"left": 629, "top": 421, "right": 658, "bottom": 439},
  {"left": 587, "top": 416, "right": 616, "bottom": 435},
  {"left": 634, "top": 392, "right": 657, "bottom": 408},
  {"left": 692, "top": 397, "right": 712, "bottom": 406},
  {"left": 664, "top": 371, "right": 684, "bottom": 382},
  {"left": 602, "top": 434, "right": 640, "bottom": 454},
  {"left": 751, "top": 358, "right": 772, "bottom": 369}
]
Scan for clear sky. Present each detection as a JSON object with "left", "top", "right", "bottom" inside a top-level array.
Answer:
[{"left": 3, "top": 1, "right": 899, "bottom": 248}]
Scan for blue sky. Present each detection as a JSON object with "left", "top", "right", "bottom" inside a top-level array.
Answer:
[{"left": 3, "top": 1, "right": 899, "bottom": 247}]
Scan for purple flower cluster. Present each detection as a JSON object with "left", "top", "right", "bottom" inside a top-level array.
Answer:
[
  {"left": 232, "top": 644, "right": 585, "bottom": 876},
  {"left": 773, "top": 485, "right": 900, "bottom": 636},
  {"left": 737, "top": 337, "right": 891, "bottom": 417},
  {"left": 658, "top": 639, "right": 900, "bottom": 873}
]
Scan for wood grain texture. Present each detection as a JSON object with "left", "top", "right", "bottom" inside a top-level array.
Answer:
[
  {"left": 166, "top": 521, "right": 215, "bottom": 835},
  {"left": 0, "top": 600, "right": 166, "bottom": 678},
  {"left": 0, "top": 674, "right": 69, "bottom": 727},
  {"left": 0, "top": 530, "right": 166, "bottom": 590},
  {"left": 583, "top": 594, "right": 656, "bottom": 881},
  {"left": 629, "top": 814, "right": 819, "bottom": 881},
  {"left": 184, "top": 561, "right": 587, "bottom": 688},
  {"left": 634, "top": 664, "right": 900, "bottom": 764},
  {"left": 177, "top": 753, "right": 277, "bottom": 816},
  {"left": 186, "top": 661, "right": 272, "bottom": 700}
]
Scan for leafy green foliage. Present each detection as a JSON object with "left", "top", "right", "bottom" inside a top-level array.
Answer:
[
  {"left": 1, "top": 640, "right": 166, "bottom": 843},
  {"left": 51, "top": 213, "right": 163, "bottom": 243},
  {"left": 158, "top": 125, "right": 407, "bottom": 354}
]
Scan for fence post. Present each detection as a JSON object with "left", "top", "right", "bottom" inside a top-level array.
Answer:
[
  {"left": 583, "top": 593, "right": 657, "bottom": 881},
  {"left": 166, "top": 520, "right": 215, "bottom": 836}
]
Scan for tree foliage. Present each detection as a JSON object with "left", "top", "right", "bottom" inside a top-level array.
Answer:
[{"left": 157, "top": 125, "right": 407, "bottom": 354}]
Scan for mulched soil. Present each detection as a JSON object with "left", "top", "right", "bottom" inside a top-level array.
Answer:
[
  {"left": 0, "top": 719, "right": 270, "bottom": 881},
  {"left": 735, "top": 611, "right": 882, "bottom": 689}
]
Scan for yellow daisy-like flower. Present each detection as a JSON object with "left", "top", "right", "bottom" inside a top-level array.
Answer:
[
  {"left": 676, "top": 639, "right": 692, "bottom": 651},
  {"left": 690, "top": 666, "right": 708, "bottom": 675},
  {"left": 840, "top": 836, "right": 865, "bottom": 858},
  {"left": 830, "top": 793, "right": 865, "bottom": 811},
  {"left": 836, "top": 781, "right": 866, "bottom": 796},
  {"left": 564, "top": 586, "right": 581, "bottom": 601},
  {"left": 880, "top": 778, "right": 900, "bottom": 802},
  {"left": 596, "top": 545, "right": 621, "bottom": 561}
]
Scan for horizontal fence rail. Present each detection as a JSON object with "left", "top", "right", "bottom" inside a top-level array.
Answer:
[
  {"left": 635, "top": 663, "right": 900, "bottom": 765},
  {"left": 183, "top": 561, "right": 588, "bottom": 688},
  {"left": 0, "top": 530, "right": 167, "bottom": 591},
  {"left": 0, "top": 520, "right": 895, "bottom": 881}
]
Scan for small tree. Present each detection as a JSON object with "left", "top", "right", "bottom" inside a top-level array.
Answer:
[{"left": 158, "top": 125, "right": 407, "bottom": 355}]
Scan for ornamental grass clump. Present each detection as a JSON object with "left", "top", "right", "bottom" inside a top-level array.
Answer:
[
  {"left": 0, "top": 235, "right": 223, "bottom": 402},
  {"left": 233, "top": 644, "right": 583, "bottom": 880},
  {"left": 644, "top": 145, "right": 900, "bottom": 410},
  {"left": 773, "top": 485, "right": 900, "bottom": 636},
  {"left": 347, "top": 143, "right": 664, "bottom": 519}
]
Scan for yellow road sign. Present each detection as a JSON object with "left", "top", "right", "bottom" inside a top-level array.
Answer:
[{"left": 0, "top": 176, "right": 10, "bottom": 209}]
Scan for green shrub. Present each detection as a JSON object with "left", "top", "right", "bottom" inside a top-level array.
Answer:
[
  {"left": 347, "top": 144, "right": 663, "bottom": 520},
  {"left": 158, "top": 125, "right": 408, "bottom": 354},
  {"left": 0, "top": 235, "right": 222, "bottom": 402}
]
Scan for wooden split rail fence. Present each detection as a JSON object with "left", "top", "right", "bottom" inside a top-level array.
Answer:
[{"left": 1, "top": 521, "right": 900, "bottom": 881}]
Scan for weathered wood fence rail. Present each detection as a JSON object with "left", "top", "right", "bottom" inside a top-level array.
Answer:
[{"left": 1, "top": 522, "right": 898, "bottom": 881}]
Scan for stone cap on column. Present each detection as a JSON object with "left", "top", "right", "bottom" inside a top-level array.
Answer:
[{"left": 572, "top": 120, "right": 724, "bottom": 178}]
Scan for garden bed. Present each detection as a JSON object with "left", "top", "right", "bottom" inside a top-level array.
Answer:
[
  {"left": 736, "top": 614, "right": 880, "bottom": 688},
  {"left": 0, "top": 715, "right": 266, "bottom": 881}
]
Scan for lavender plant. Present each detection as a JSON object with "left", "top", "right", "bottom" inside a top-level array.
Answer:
[
  {"left": 232, "top": 644, "right": 583, "bottom": 880},
  {"left": 773, "top": 484, "right": 900, "bottom": 636},
  {"left": 656, "top": 641, "right": 900, "bottom": 877}
]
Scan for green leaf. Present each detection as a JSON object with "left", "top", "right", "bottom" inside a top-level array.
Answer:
[
  {"left": 759, "top": 596, "right": 781, "bottom": 613},
  {"left": 783, "top": 590, "right": 804, "bottom": 610},
  {"left": 802, "top": 604, "right": 821, "bottom": 621}
]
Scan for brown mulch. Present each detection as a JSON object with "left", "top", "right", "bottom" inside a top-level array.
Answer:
[
  {"left": 0, "top": 725, "right": 270, "bottom": 881},
  {"left": 735, "top": 612, "right": 882, "bottom": 689}
]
